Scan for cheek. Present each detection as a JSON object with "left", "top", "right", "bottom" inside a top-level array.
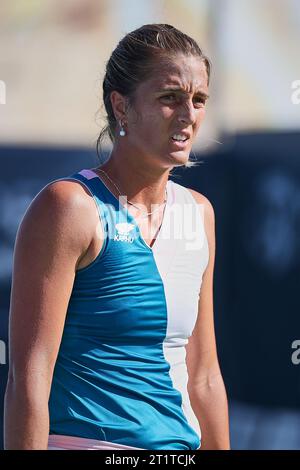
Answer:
[
  {"left": 143, "top": 111, "right": 172, "bottom": 137},
  {"left": 161, "top": 106, "right": 174, "bottom": 119},
  {"left": 197, "top": 108, "right": 206, "bottom": 123},
  {"left": 146, "top": 102, "right": 174, "bottom": 121},
  {"left": 131, "top": 106, "right": 173, "bottom": 144},
  {"left": 193, "top": 110, "right": 206, "bottom": 135}
]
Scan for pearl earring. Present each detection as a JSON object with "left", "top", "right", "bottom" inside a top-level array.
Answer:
[{"left": 119, "top": 120, "right": 126, "bottom": 137}]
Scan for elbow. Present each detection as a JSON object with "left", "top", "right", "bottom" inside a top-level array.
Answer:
[
  {"left": 4, "top": 374, "right": 50, "bottom": 410},
  {"left": 187, "top": 370, "right": 226, "bottom": 395},
  {"left": 5, "top": 363, "right": 53, "bottom": 402}
]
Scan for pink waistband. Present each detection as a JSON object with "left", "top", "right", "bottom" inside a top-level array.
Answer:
[{"left": 48, "top": 434, "right": 145, "bottom": 450}]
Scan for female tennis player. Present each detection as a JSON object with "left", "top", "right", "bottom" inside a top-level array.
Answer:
[{"left": 4, "top": 23, "right": 230, "bottom": 450}]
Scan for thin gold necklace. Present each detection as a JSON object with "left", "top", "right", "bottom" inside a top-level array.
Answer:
[{"left": 96, "top": 168, "right": 168, "bottom": 219}]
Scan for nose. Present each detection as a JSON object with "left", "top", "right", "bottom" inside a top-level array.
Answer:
[{"left": 177, "top": 98, "right": 197, "bottom": 126}]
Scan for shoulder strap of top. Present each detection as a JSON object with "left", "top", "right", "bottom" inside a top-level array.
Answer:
[{"left": 62, "top": 168, "right": 108, "bottom": 216}]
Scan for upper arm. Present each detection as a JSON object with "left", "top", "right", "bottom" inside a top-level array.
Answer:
[
  {"left": 185, "top": 190, "right": 220, "bottom": 388},
  {"left": 8, "top": 180, "right": 96, "bottom": 394}
]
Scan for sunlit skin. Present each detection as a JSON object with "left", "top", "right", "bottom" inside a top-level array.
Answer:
[{"left": 95, "top": 54, "right": 209, "bottom": 213}]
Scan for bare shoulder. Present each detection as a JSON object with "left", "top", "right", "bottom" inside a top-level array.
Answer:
[
  {"left": 39, "top": 178, "right": 96, "bottom": 213},
  {"left": 19, "top": 179, "right": 100, "bottom": 264}
]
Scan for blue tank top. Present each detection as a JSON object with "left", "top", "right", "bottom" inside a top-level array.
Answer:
[{"left": 48, "top": 168, "right": 209, "bottom": 450}]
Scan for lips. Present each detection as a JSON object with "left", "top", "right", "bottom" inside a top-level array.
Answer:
[{"left": 169, "top": 137, "right": 189, "bottom": 148}]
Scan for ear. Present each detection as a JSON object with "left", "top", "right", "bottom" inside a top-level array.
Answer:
[{"left": 110, "top": 91, "right": 128, "bottom": 122}]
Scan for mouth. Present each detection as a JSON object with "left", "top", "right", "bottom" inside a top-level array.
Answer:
[{"left": 169, "top": 136, "right": 190, "bottom": 149}]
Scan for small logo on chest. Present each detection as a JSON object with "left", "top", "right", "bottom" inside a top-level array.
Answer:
[{"left": 114, "top": 222, "right": 135, "bottom": 243}]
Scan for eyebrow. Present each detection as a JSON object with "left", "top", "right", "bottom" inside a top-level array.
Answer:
[{"left": 157, "top": 87, "right": 209, "bottom": 99}]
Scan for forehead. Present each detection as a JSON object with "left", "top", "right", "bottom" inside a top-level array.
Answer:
[{"left": 148, "top": 55, "right": 208, "bottom": 92}]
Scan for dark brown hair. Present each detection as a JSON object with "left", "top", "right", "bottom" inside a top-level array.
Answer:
[{"left": 97, "top": 23, "right": 211, "bottom": 166}]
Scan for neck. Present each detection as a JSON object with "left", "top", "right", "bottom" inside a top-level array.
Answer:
[{"left": 97, "top": 146, "right": 171, "bottom": 211}]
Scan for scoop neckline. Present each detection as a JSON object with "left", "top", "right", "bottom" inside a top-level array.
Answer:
[{"left": 89, "top": 168, "right": 170, "bottom": 252}]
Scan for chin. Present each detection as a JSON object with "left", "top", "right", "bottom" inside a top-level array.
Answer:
[{"left": 166, "top": 150, "right": 190, "bottom": 166}]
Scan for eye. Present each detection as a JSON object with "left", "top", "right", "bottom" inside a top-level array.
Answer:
[
  {"left": 194, "top": 96, "right": 206, "bottom": 106},
  {"left": 160, "top": 94, "right": 207, "bottom": 107},
  {"left": 160, "top": 94, "right": 177, "bottom": 102}
]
